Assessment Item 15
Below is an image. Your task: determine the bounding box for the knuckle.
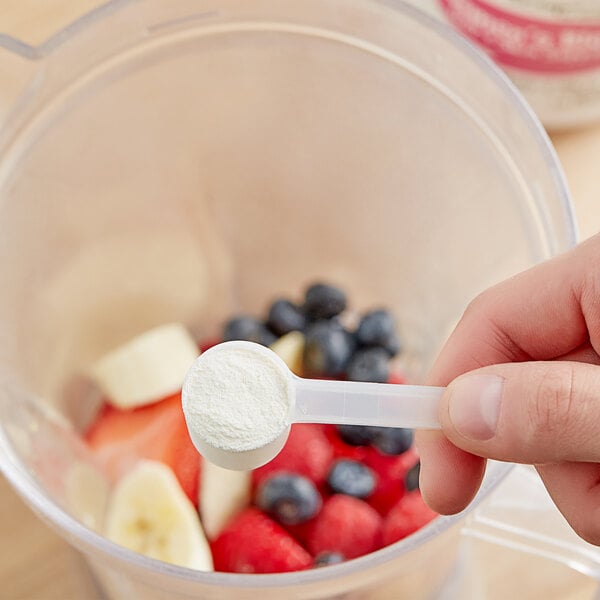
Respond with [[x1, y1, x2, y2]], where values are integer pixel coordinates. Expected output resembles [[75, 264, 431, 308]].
[[579, 262, 600, 352], [582, 262, 600, 316], [463, 291, 489, 320], [526, 365, 576, 441], [461, 284, 532, 363]]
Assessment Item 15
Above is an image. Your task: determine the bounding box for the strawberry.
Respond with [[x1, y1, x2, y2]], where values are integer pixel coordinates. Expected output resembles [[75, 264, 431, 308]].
[[199, 337, 221, 353], [387, 370, 406, 385], [363, 446, 418, 516], [211, 508, 312, 573], [85, 394, 200, 505], [252, 424, 333, 489], [382, 491, 437, 546], [322, 425, 369, 462], [284, 519, 315, 547], [306, 495, 383, 559]]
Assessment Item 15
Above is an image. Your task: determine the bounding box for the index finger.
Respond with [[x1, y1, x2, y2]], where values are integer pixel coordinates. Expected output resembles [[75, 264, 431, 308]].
[[430, 233, 600, 387], [418, 233, 600, 515]]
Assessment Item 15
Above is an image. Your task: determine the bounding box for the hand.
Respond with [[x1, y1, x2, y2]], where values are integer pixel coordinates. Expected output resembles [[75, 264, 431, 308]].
[[416, 233, 600, 545]]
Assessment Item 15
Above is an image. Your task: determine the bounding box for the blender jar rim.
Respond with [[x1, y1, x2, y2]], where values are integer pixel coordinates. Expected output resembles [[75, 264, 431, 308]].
[[0, 0, 576, 587]]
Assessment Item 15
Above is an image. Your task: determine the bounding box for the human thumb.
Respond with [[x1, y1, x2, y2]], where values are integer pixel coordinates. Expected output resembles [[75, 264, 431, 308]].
[[439, 361, 600, 464]]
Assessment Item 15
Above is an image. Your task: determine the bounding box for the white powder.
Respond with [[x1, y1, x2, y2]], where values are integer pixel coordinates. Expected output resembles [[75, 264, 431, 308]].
[[182, 342, 293, 454]]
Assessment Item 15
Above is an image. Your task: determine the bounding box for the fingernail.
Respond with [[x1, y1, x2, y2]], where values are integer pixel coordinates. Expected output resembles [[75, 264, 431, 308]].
[[447, 374, 503, 441]]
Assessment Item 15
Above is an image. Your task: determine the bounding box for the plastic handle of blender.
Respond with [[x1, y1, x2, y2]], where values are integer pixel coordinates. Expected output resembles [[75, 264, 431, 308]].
[[462, 465, 600, 581]]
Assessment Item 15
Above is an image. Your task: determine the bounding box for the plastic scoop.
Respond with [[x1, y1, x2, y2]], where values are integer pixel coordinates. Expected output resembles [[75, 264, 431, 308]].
[[182, 341, 442, 470]]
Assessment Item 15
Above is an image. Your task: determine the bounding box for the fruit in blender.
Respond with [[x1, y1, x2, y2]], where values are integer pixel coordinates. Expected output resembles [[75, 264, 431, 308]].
[[211, 508, 313, 573], [303, 320, 356, 377], [303, 283, 347, 320], [306, 494, 383, 559], [382, 492, 437, 546], [251, 423, 333, 489], [326, 459, 376, 499], [355, 309, 401, 356], [82, 281, 436, 573], [199, 461, 251, 539], [85, 394, 200, 505], [256, 473, 322, 525], [267, 299, 307, 336], [346, 347, 390, 383], [90, 323, 199, 409], [104, 460, 213, 570], [223, 316, 276, 346]]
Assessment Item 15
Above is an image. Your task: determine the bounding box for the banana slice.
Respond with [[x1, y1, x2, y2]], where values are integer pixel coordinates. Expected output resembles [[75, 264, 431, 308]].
[[200, 461, 251, 539], [270, 331, 305, 375], [104, 460, 213, 570], [90, 323, 199, 408]]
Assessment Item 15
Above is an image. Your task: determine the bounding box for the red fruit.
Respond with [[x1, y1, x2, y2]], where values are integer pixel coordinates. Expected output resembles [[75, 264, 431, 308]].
[[382, 492, 437, 545], [199, 337, 221, 353], [283, 521, 313, 547], [85, 394, 200, 505], [322, 425, 369, 462], [211, 508, 312, 573], [363, 447, 419, 516], [387, 370, 406, 385], [306, 495, 383, 559], [252, 424, 333, 488]]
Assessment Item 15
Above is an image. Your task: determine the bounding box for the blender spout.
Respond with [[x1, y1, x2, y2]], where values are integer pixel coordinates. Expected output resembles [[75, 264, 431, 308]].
[[0, 0, 139, 127]]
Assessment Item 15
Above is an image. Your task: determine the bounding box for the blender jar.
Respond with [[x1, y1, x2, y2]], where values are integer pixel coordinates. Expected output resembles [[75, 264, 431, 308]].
[[0, 0, 586, 598]]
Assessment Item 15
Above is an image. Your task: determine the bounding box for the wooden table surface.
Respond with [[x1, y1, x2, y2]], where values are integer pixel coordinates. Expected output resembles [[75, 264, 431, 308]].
[[1, 2, 600, 599]]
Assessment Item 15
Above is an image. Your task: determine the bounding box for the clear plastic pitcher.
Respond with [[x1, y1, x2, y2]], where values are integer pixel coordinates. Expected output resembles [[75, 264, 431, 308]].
[[0, 0, 586, 598]]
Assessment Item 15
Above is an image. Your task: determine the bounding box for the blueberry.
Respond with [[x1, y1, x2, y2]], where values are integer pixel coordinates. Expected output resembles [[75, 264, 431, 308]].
[[223, 316, 276, 346], [336, 425, 375, 446], [303, 320, 356, 377], [385, 334, 401, 357], [346, 347, 390, 383], [356, 309, 401, 356], [303, 283, 347, 320], [267, 299, 307, 336], [255, 473, 322, 525], [327, 459, 376, 499], [314, 551, 345, 568], [370, 427, 413, 455], [405, 461, 420, 492]]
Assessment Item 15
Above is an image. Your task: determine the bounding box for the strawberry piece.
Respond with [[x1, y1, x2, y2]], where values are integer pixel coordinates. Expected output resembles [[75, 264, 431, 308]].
[[284, 520, 314, 547], [252, 424, 333, 488], [322, 425, 369, 462], [85, 394, 200, 505], [306, 495, 383, 559], [363, 446, 419, 516], [199, 337, 221, 353], [382, 491, 437, 545], [387, 370, 406, 385], [211, 508, 312, 573]]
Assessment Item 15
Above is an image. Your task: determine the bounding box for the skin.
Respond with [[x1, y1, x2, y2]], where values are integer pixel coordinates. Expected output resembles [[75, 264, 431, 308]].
[[416, 232, 600, 545]]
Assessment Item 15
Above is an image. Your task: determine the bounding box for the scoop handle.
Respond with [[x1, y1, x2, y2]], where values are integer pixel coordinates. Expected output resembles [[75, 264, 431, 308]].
[[293, 376, 443, 430]]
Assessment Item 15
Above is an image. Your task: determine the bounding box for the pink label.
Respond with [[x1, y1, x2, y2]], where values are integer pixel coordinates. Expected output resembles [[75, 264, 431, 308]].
[[440, 0, 600, 74]]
